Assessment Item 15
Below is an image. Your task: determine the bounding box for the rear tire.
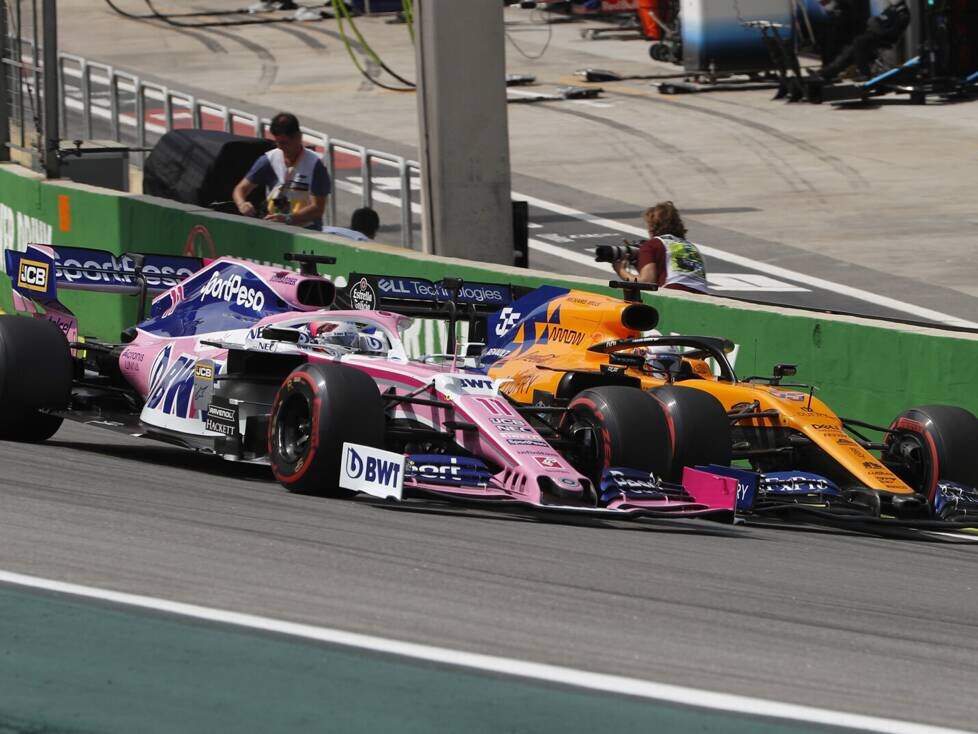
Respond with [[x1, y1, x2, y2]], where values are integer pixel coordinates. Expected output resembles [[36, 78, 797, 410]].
[[269, 362, 384, 496], [883, 405, 978, 501], [0, 316, 72, 442]]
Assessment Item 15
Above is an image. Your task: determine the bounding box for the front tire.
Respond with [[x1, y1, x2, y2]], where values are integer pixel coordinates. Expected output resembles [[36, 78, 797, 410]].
[[883, 405, 978, 502], [647, 385, 732, 479], [562, 386, 673, 483], [0, 316, 72, 442], [269, 362, 384, 496]]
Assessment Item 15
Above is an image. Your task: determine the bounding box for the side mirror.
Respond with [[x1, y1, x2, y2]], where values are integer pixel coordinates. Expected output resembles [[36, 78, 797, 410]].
[[773, 363, 797, 383], [260, 326, 302, 343]]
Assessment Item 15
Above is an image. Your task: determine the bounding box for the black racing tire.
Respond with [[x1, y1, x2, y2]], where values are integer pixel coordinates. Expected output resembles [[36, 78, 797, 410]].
[[647, 385, 732, 480], [883, 405, 978, 502], [563, 386, 673, 484], [269, 362, 385, 496], [0, 316, 72, 442]]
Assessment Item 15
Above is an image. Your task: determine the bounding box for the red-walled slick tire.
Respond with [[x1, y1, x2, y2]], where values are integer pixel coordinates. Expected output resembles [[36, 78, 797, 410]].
[[269, 362, 384, 496]]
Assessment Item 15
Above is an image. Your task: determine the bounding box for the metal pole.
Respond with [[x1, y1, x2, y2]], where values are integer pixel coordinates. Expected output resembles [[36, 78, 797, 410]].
[[42, 0, 58, 177], [0, 0, 10, 161], [14, 0, 22, 149]]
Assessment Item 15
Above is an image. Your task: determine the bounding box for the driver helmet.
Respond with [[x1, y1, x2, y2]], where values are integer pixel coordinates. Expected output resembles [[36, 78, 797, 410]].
[[309, 320, 359, 349]]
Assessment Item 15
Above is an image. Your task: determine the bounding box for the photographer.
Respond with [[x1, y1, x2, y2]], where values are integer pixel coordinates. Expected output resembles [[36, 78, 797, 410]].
[[232, 112, 330, 230], [607, 201, 709, 294]]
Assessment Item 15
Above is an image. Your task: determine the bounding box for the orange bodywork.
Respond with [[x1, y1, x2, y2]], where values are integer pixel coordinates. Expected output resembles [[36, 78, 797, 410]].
[[485, 290, 914, 495]]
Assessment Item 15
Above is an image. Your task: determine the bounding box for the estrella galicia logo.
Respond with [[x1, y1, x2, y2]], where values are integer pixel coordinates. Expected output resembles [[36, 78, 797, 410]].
[[351, 277, 376, 311]]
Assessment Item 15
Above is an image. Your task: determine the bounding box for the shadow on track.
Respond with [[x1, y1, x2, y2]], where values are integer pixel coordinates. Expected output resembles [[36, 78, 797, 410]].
[[44, 438, 272, 483], [369, 500, 747, 539]]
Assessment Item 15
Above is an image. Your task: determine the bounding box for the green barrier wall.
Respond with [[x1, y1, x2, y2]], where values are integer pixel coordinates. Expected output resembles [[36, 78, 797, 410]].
[[2, 163, 976, 427]]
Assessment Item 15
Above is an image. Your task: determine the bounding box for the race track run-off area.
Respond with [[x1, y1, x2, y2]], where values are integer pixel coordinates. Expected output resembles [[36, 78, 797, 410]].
[[2, 423, 978, 734]]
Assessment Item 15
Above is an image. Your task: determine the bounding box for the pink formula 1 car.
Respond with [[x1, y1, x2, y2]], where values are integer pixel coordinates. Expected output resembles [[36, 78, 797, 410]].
[[0, 245, 735, 523]]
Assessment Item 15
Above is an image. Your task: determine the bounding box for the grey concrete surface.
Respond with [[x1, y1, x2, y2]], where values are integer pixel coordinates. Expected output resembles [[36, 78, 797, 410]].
[[50, 1, 978, 317], [2, 422, 978, 731]]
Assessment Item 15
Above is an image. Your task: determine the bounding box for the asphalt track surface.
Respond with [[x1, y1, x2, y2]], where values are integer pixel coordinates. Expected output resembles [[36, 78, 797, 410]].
[[3, 421, 978, 731]]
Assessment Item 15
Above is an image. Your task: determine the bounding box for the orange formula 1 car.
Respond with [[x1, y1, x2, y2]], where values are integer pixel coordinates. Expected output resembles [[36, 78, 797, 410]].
[[479, 284, 978, 527]]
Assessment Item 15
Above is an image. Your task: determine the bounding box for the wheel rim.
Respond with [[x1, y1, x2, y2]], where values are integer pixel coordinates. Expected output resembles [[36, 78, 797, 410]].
[[564, 411, 605, 481], [275, 393, 313, 465], [884, 432, 930, 492]]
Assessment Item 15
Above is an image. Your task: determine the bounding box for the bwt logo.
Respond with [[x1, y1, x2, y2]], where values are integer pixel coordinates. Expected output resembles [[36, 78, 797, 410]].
[[459, 377, 493, 391], [345, 447, 401, 487], [17, 259, 49, 292], [495, 308, 522, 337]]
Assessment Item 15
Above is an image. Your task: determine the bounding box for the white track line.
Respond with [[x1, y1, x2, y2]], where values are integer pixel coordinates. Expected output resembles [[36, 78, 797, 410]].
[[512, 192, 978, 329], [0, 569, 967, 734]]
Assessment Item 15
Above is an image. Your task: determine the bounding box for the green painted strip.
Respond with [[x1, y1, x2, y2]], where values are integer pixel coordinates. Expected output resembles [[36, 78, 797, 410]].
[[0, 585, 853, 734]]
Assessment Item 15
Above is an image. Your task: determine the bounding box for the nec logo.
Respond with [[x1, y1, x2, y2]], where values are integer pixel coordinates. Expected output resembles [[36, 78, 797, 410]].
[[17, 259, 49, 292]]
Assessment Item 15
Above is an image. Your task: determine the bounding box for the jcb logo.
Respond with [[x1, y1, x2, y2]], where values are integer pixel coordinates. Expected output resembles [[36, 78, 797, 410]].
[[17, 259, 49, 292]]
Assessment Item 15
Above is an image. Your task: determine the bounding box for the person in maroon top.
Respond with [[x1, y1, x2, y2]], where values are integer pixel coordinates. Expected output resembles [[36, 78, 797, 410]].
[[613, 201, 709, 294]]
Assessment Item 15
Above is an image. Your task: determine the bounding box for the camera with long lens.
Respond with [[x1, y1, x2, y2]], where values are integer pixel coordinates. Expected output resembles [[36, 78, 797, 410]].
[[594, 241, 640, 264]]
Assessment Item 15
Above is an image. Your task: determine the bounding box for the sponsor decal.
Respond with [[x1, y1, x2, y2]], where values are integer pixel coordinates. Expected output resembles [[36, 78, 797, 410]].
[[770, 389, 806, 402], [270, 271, 299, 286], [495, 424, 535, 434], [506, 437, 550, 448], [559, 477, 579, 487], [495, 307, 522, 337], [837, 438, 856, 446], [376, 277, 510, 306], [761, 472, 840, 495], [499, 370, 536, 397], [490, 417, 523, 426], [339, 443, 404, 500], [204, 397, 238, 437], [200, 271, 266, 311], [520, 352, 558, 365], [16, 258, 49, 292], [894, 417, 926, 433], [481, 346, 513, 361], [405, 455, 490, 488], [350, 277, 376, 310], [533, 455, 562, 470], [811, 424, 840, 431], [548, 327, 584, 346], [193, 359, 217, 413], [456, 377, 495, 394]]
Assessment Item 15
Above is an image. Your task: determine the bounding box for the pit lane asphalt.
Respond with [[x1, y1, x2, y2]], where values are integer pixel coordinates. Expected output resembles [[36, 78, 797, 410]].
[[3, 421, 977, 731]]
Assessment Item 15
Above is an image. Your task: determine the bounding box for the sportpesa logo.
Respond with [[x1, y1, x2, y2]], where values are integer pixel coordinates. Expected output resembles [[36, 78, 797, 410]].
[[17, 259, 49, 292]]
